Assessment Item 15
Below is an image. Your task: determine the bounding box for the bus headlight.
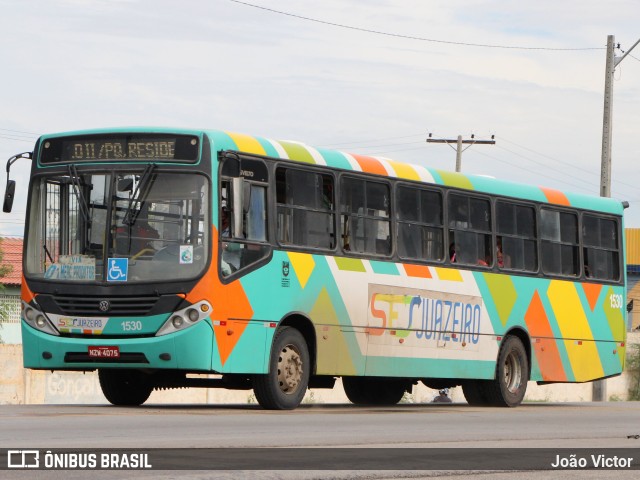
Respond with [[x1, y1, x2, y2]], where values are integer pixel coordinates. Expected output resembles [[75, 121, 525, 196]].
[[156, 301, 212, 337], [35, 315, 47, 328], [22, 301, 60, 336], [171, 315, 184, 328], [187, 308, 199, 322]]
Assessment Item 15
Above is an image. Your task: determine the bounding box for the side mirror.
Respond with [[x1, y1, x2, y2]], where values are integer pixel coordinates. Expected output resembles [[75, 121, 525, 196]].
[[3, 180, 16, 213]]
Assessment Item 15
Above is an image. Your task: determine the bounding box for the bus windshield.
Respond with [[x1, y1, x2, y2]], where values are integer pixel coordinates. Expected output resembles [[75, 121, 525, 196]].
[[24, 170, 209, 283]]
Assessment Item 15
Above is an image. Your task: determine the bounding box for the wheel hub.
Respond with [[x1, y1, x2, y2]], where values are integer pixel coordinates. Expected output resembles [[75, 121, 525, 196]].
[[504, 351, 522, 394], [277, 344, 303, 395]]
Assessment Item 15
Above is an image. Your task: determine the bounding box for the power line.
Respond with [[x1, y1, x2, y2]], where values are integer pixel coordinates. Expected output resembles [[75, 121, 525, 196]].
[[495, 144, 598, 190], [0, 128, 40, 136], [0, 134, 37, 143], [470, 149, 597, 195], [228, 0, 605, 51], [317, 133, 426, 148], [498, 135, 640, 194]]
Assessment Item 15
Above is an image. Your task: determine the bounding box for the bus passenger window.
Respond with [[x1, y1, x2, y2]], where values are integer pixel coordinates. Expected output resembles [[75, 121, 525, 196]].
[[276, 168, 335, 250], [447, 193, 491, 267], [540, 208, 579, 277], [340, 177, 390, 256], [496, 201, 537, 272], [582, 214, 620, 281], [396, 186, 443, 262]]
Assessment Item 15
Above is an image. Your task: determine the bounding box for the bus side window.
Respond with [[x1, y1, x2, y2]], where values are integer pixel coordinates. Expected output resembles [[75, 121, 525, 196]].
[[496, 201, 537, 272], [396, 186, 444, 262], [276, 167, 335, 250], [340, 177, 390, 256], [447, 193, 491, 267], [582, 214, 620, 281], [540, 208, 579, 277]]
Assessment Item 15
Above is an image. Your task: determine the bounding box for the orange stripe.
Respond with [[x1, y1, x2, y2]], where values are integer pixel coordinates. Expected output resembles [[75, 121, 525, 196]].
[[21, 275, 36, 303], [524, 291, 567, 381], [403, 264, 432, 278], [350, 154, 388, 176], [540, 187, 571, 206], [187, 226, 254, 366], [582, 283, 603, 311]]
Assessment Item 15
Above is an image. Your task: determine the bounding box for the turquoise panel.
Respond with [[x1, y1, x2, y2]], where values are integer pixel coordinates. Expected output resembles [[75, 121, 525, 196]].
[[470, 176, 548, 203], [100, 314, 168, 335], [22, 320, 214, 371], [212, 321, 269, 373], [564, 191, 624, 215], [317, 148, 353, 170], [370, 261, 400, 275], [364, 355, 495, 379], [255, 137, 281, 158]]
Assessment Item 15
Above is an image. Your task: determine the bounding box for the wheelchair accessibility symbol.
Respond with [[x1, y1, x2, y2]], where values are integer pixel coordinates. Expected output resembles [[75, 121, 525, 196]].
[[107, 258, 128, 282]]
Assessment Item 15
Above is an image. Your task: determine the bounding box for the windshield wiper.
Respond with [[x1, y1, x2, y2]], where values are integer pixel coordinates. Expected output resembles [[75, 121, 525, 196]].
[[123, 164, 157, 226], [68, 165, 91, 228]]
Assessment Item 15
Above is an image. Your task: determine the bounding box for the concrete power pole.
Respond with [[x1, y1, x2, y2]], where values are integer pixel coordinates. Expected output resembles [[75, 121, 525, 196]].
[[427, 134, 496, 172], [595, 34, 640, 402], [600, 35, 640, 197], [600, 35, 616, 199]]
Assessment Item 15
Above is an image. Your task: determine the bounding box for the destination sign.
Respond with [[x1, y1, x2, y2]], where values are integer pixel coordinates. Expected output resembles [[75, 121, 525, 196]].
[[41, 134, 200, 163], [65, 139, 176, 160]]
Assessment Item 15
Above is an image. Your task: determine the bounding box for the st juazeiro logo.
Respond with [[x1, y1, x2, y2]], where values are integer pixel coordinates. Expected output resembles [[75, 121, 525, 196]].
[[282, 261, 290, 277]]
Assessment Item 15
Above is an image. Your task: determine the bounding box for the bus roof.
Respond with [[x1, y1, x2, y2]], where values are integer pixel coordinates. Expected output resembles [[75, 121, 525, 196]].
[[207, 130, 624, 217], [36, 127, 624, 216]]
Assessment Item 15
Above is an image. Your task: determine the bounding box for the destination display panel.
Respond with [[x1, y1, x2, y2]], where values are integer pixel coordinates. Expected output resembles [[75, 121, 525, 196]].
[[40, 133, 200, 164]]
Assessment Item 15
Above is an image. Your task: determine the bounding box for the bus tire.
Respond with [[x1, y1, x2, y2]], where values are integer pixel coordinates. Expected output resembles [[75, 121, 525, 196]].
[[253, 327, 310, 410], [485, 335, 529, 407], [461, 380, 490, 406], [98, 369, 153, 406], [343, 377, 407, 405]]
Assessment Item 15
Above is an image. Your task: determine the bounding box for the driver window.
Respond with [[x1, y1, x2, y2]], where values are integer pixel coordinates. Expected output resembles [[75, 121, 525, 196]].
[[219, 158, 270, 277]]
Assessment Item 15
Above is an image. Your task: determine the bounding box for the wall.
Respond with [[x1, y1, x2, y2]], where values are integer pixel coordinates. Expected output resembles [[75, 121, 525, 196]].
[[1, 332, 638, 405]]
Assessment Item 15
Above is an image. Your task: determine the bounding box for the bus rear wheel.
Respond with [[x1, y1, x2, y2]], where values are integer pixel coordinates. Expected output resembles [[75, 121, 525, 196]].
[[253, 327, 310, 410], [462, 335, 529, 407], [98, 369, 153, 406], [343, 377, 408, 405]]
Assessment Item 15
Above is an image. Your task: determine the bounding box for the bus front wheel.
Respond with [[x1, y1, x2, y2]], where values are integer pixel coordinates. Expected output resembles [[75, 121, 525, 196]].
[[253, 327, 310, 410], [98, 369, 153, 406]]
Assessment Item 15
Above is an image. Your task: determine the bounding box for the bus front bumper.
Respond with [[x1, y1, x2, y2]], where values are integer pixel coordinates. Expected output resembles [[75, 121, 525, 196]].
[[21, 320, 215, 371]]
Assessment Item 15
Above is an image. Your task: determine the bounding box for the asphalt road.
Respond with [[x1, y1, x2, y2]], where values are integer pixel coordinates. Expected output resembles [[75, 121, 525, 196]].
[[2, 401, 639, 479]]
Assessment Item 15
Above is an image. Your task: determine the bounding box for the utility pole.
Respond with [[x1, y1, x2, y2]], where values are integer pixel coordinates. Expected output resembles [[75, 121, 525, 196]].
[[427, 134, 496, 172], [600, 35, 640, 197], [595, 34, 640, 402]]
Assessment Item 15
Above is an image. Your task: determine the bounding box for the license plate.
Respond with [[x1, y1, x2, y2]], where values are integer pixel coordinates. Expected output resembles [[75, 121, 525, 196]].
[[88, 346, 120, 358]]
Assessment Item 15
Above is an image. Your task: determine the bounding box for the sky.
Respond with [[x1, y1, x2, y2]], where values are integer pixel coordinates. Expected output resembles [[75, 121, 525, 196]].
[[1, 0, 639, 237]]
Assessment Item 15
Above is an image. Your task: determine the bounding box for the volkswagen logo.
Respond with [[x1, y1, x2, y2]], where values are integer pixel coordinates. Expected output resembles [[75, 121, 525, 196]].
[[98, 300, 111, 312]]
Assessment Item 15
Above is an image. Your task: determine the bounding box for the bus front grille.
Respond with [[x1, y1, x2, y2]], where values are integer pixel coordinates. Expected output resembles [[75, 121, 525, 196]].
[[52, 295, 159, 316]]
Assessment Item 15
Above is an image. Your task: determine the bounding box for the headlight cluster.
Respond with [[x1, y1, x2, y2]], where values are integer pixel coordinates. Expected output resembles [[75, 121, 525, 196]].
[[156, 301, 212, 337], [22, 302, 59, 336]]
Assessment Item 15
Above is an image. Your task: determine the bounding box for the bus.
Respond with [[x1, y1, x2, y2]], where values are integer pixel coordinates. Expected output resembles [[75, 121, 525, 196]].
[[3, 128, 627, 409]]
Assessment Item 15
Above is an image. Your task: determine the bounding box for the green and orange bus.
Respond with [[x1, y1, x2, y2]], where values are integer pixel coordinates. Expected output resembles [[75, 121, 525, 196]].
[[3, 127, 627, 409]]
